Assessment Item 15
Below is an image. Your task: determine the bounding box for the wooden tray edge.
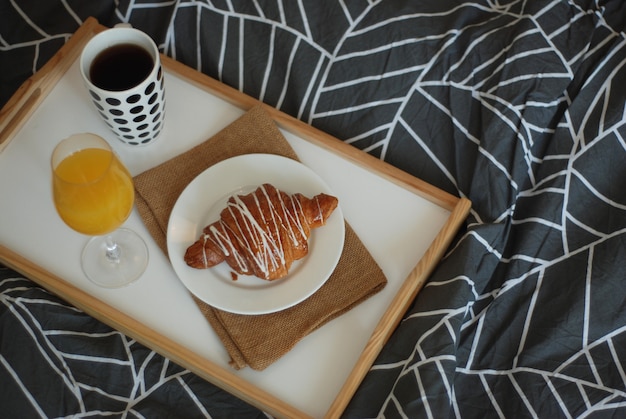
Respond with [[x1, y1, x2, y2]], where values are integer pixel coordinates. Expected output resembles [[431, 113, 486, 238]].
[[162, 56, 460, 211], [0, 244, 309, 419], [0, 18, 102, 153], [325, 197, 471, 417]]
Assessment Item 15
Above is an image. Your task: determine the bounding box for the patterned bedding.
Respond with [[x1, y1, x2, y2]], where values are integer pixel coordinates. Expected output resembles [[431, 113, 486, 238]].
[[2, 1, 626, 417]]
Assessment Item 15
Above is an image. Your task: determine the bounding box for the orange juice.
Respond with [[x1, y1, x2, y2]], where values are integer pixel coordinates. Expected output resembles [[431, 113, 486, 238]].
[[53, 148, 134, 235]]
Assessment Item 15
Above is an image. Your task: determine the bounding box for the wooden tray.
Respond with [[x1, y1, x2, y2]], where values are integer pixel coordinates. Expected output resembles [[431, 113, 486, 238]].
[[0, 18, 470, 418]]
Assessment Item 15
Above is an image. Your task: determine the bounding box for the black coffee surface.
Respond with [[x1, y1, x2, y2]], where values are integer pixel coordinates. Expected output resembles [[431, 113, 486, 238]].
[[90, 44, 153, 91]]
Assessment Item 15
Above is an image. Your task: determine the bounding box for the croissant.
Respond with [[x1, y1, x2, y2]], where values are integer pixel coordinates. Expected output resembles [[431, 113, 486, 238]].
[[184, 183, 339, 280]]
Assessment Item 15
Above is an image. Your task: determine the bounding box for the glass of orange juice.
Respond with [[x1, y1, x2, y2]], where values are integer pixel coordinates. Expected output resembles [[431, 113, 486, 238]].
[[51, 133, 148, 287]]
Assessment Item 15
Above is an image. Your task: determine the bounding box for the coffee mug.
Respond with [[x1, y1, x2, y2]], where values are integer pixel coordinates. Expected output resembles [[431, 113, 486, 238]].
[[80, 26, 166, 146]]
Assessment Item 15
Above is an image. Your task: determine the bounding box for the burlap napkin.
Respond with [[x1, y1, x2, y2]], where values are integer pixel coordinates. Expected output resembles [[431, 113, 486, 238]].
[[134, 105, 387, 370]]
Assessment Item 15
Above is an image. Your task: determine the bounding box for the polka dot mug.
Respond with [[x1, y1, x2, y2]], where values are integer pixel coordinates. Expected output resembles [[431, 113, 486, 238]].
[[80, 25, 165, 146]]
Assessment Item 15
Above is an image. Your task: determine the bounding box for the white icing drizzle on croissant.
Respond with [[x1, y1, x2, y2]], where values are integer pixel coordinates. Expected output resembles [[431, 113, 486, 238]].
[[184, 183, 339, 280], [204, 184, 311, 278]]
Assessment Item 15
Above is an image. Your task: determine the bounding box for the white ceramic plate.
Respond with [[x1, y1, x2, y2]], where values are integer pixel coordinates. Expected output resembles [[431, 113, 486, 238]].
[[167, 153, 345, 315]]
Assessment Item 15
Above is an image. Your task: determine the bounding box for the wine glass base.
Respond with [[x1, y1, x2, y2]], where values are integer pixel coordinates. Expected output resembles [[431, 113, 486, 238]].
[[81, 228, 149, 288]]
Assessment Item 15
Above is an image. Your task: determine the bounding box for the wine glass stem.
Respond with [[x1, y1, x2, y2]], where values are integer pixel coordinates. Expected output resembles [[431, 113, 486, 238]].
[[105, 235, 121, 264]]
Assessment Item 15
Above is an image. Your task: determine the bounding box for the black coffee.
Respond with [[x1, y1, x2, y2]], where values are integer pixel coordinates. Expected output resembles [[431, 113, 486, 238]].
[[90, 43, 154, 91]]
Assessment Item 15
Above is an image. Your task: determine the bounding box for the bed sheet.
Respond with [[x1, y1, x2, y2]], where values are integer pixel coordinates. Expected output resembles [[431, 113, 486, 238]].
[[2, 0, 626, 417]]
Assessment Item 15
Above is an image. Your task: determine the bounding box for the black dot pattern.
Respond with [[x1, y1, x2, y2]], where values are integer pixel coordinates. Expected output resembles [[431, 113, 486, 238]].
[[87, 64, 165, 145]]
